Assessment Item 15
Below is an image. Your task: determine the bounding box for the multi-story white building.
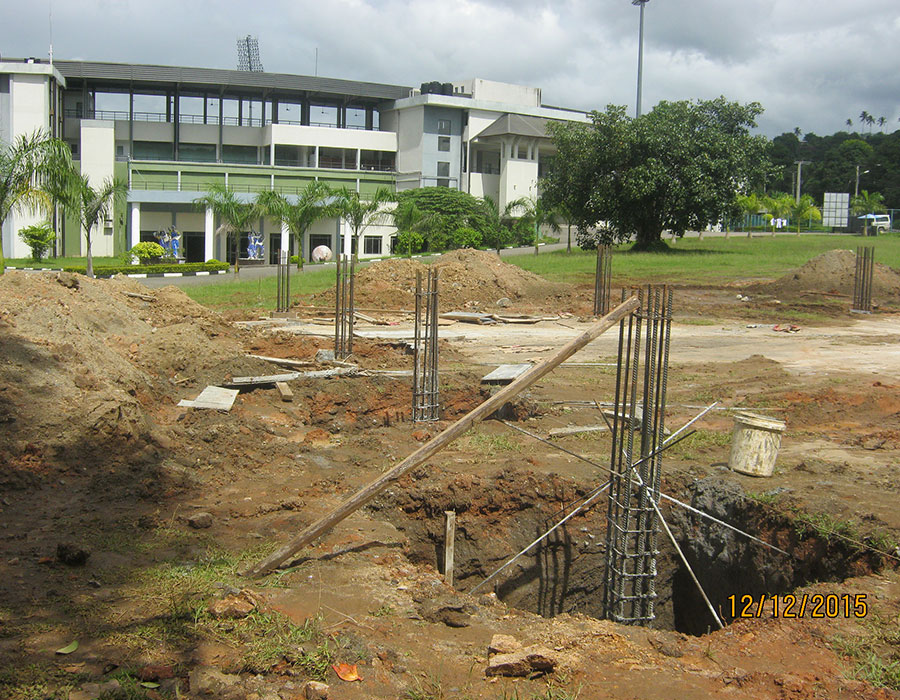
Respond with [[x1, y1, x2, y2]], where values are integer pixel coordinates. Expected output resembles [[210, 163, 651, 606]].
[[1, 58, 588, 262]]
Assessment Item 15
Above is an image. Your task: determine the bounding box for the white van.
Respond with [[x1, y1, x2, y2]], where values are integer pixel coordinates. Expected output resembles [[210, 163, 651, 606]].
[[858, 214, 891, 234]]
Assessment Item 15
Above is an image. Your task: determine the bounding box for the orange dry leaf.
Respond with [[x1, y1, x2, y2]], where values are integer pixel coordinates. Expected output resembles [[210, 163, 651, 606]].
[[332, 662, 363, 682]]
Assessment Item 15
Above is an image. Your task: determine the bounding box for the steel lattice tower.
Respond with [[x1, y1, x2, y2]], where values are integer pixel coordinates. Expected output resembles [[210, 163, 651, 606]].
[[236, 35, 264, 72]]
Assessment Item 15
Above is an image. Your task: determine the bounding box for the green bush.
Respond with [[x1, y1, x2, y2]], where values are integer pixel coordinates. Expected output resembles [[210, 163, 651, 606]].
[[17, 223, 56, 261], [130, 241, 166, 262], [63, 261, 230, 277], [452, 226, 482, 249]]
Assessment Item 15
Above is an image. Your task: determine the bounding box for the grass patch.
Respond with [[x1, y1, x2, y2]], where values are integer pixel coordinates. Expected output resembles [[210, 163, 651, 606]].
[[467, 432, 518, 454], [508, 235, 900, 286], [183, 266, 335, 312], [793, 510, 860, 542], [5, 255, 120, 269], [665, 429, 731, 460], [832, 612, 900, 690]]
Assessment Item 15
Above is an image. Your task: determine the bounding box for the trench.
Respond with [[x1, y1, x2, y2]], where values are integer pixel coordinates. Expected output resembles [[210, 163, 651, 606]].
[[373, 472, 885, 636]]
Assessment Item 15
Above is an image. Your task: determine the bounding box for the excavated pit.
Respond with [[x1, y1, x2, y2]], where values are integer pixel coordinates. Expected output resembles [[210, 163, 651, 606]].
[[374, 471, 885, 635]]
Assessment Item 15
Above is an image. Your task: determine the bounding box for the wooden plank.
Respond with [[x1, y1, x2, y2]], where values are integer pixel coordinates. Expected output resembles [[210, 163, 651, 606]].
[[439, 312, 497, 324], [547, 424, 609, 438], [481, 364, 533, 385], [244, 295, 639, 577], [276, 382, 294, 402], [178, 386, 239, 411], [225, 372, 301, 387], [123, 291, 155, 302], [247, 354, 316, 368], [444, 511, 456, 587]]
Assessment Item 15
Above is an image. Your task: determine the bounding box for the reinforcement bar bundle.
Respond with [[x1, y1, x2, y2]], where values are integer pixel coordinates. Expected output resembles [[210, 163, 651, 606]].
[[413, 268, 440, 422], [852, 246, 874, 313], [334, 254, 355, 359], [603, 286, 673, 625]]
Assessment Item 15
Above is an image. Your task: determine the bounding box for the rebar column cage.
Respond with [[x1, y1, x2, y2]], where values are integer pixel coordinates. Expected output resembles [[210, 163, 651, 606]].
[[851, 246, 874, 313], [603, 285, 673, 626], [593, 244, 613, 316], [334, 254, 355, 359], [276, 249, 291, 313], [412, 268, 440, 422]]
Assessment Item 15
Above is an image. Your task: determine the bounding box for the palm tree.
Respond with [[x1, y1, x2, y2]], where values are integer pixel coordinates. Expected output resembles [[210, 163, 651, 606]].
[[333, 187, 394, 258], [0, 131, 73, 274], [522, 196, 561, 255], [390, 200, 433, 257], [62, 174, 128, 278], [866, 114, 876, 133], [763, 193, 794, 236], [256, 181, 334, 269], [851, 189, 887, 236], [859, 111, 870, 127], [479, 195, 526, 254], [790, 194, 822, 234], [845, 118, 853, 129], [556, 201, 578, 253], [735, 192, 767, 234], [194, 183, 259, 275], [878, 116, 886, 132]]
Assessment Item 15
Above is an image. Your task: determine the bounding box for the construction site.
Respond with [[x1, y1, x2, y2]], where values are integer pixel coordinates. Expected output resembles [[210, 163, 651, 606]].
[[1, 245, 899, 700]]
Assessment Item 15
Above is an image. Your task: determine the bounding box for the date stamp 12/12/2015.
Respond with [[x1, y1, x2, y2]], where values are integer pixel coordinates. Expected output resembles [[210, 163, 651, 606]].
[[727, 593, 868, 619]]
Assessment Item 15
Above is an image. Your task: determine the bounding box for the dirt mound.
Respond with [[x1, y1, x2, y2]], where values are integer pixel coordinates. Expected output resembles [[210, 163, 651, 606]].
[[759, 249, 900, 299], [0, 271, 265, 483], [315, 249, 572, 311]]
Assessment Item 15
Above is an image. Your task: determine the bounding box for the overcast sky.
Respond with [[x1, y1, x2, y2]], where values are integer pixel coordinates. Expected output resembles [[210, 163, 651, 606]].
[[3, 0, 899, 137]]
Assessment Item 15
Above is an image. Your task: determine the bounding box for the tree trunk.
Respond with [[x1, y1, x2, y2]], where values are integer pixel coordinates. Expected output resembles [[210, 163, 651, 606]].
[[86, 233, 94, 279], [295, 232, 303, 270], [566, 223, 572, 253], [534, 222, 539, 255], [631, 225, 666, 252]]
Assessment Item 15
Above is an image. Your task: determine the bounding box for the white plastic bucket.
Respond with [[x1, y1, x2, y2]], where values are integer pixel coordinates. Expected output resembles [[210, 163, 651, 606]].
[[728, 412, 786, 477]]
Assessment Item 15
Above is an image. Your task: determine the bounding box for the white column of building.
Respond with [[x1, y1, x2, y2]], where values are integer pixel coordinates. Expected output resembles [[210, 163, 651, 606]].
[[130, 203, 141, 249], [314, 146, 319, 169], [204, 206, 215, 262], [281, 220, 291, 257]]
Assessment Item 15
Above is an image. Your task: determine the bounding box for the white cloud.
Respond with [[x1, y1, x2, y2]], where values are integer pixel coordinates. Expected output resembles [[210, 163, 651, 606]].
[[2, 0, 899, 136]]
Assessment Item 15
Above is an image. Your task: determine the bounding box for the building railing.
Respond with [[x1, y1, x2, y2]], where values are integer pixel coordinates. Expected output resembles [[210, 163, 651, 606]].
[[66, 108, 377, 130], [128, 180, 394, 197]]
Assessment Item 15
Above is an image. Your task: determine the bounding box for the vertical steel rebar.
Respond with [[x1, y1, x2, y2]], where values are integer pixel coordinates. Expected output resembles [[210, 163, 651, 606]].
[[603, 285, 673, 626], [852, 246, 875, 313], [413, 267, 440, 422]]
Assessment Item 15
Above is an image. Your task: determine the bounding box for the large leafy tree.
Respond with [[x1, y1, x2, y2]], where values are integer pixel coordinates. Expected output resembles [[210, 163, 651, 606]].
[[0, 131, 73, 274], [256, 181, 334, 269], [334, 187, 394, 257], [543, 98, 771, 250], [194, 183, 259, 275], [395, 187, 490, 251], [61, 174, 128, 278]]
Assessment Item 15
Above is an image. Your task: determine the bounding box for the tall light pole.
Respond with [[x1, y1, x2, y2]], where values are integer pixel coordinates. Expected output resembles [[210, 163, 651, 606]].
[[633, 0, 650, 117], [855, 165, 869, 197]]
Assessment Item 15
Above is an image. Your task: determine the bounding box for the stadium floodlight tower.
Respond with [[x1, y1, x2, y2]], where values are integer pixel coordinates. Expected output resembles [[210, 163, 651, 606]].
[[632, 0, 649, 117], [237, 35, 264, 72]]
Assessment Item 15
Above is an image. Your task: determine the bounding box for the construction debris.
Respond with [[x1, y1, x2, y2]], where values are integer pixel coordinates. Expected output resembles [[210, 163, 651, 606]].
[[481, 364, 533, 385], [178, 386, 240, 411]]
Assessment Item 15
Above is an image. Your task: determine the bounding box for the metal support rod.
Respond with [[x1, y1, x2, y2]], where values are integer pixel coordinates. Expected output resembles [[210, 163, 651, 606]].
[[413, 267, 440, 421], [444, 511, 456, 586], [593, 244, 612, 316]]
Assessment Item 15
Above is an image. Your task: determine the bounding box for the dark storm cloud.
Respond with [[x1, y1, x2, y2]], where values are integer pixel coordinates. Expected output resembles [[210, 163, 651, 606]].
[[2, 0, 899, 136]]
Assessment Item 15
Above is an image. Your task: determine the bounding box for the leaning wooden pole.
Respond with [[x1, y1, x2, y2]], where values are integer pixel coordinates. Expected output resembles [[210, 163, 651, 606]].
[[245, 296, 640, 577]]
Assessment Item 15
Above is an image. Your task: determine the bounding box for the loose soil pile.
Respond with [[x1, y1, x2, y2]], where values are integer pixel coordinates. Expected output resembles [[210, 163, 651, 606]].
[[759, 249, 900, 299], [315, 249, 574, 311], [0, 271, 265, 483]]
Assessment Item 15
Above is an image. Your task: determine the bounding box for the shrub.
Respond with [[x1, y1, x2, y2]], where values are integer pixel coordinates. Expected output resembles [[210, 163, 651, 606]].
[[451, 226, 482, 249], [130, 241, 166, 263], [18, 223, 56, 261], [62, 261, 230, 277]]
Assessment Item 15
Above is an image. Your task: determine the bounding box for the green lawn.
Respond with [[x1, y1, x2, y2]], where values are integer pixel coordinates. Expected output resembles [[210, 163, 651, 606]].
[[183, 266, 336, 311], [510, 234, 900, 286]]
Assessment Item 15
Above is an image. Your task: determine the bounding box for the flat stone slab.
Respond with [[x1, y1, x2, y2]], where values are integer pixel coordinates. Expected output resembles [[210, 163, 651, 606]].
[[178, 386, 240, 411]]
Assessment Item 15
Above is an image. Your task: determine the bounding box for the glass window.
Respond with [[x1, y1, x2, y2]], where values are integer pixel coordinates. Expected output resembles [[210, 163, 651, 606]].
[[437, 119, 451, 135], [437, 161, 450, 177], [363, 235, 382, 255], [438, 136, 450, 152]]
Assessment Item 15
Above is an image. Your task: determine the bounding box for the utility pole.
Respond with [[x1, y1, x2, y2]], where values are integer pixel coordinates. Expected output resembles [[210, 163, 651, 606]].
[[794, 160, 810, 203], [633, 0, 650, 117]]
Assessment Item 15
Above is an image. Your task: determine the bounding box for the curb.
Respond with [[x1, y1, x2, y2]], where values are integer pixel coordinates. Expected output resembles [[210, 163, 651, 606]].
[[7, 267, 230, 279]]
